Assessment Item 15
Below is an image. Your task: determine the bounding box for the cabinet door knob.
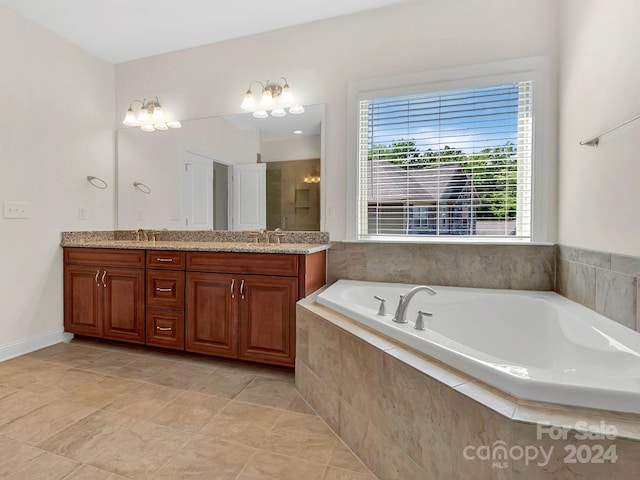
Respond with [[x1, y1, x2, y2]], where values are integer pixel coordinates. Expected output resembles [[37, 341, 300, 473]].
[[101, 270, 107, 288], [240, 279, 245, 300], [230, 278, 235, 299]]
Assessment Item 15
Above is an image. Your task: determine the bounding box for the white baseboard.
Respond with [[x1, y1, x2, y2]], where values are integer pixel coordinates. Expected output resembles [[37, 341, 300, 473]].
[[0, 329, 74, 362]]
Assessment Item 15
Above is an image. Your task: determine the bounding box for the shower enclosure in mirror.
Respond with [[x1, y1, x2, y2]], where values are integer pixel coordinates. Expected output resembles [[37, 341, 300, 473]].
[[116, 104, 324, 231]]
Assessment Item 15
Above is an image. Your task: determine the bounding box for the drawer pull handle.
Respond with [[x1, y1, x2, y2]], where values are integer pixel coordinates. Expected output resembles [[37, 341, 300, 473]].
[[156, 258, 173, 262], [240, 279, 245, 300], [230, 279, 235, 299], [156, 326, 172, 331], [101, 271, 107, 288], [156, 287, 173, 293], [95, 270, 100, 287]]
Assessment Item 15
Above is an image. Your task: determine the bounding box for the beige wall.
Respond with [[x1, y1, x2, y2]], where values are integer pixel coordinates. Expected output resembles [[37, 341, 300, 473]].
[[261, 135, 321, 163], [0, 6, 115, 351], [115, 0, 558, 241], [558, 0, 640, 256]]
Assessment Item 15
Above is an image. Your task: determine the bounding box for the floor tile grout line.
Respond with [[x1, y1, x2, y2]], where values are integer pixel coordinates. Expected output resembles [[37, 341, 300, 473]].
[[9, 342, 375, 479]]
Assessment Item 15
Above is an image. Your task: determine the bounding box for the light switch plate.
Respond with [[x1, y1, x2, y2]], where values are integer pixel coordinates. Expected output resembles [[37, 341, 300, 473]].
[[3, 201, 30, 219]]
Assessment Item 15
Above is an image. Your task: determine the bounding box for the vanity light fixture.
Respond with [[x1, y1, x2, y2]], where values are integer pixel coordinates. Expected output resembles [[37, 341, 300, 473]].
[[240, 78, 305, 119], [122, 97, 182, 132], [303, 175, 320, 184]]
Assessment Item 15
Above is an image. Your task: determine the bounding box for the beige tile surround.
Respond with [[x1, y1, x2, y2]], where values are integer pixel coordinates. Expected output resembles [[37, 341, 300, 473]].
[[327, 241, 555, 291], [296, 298, 640, 480], [0, 340, 377, 480], [557, 245, 640, 332]]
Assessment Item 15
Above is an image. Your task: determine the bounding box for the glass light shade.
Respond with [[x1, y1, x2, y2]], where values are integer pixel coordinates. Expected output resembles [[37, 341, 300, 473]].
[[167, 121, 182, 129], [252, 110, 269, 119], [260, 89, 275, 110], [240, 90, 255, 111], [140, 124, 155, 132], [270, 108, 286, 117], [123, 107, 139, 126], [279, 84, 294, 107], [289, 105, 305, 115], [151, 105, 164, 121], [154, 122, 168, 130], [138, 108, 150, 122]]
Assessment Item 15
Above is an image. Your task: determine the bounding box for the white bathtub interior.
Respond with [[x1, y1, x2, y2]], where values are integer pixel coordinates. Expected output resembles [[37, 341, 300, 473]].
[[316, 280, 640, 414]]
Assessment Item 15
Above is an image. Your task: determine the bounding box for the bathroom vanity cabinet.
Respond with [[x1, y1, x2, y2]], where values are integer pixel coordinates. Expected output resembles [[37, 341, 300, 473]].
[[63, 248, 145, 343], [63, 246, 326, 367], [145, 250, 186, 350], [186, 252, 302, 367]]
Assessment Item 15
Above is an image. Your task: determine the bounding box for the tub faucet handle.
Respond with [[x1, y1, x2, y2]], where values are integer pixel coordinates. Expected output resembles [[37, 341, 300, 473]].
[[373, 295, 386, 316], [414, 310, 432, 331]]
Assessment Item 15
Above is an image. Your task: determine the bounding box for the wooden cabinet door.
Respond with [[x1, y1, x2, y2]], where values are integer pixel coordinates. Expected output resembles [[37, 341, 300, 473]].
[[64, 265, 102, 336], [186, 272, 238, 358], [102, 268, 145, 344], [238, 275, 298, 367]]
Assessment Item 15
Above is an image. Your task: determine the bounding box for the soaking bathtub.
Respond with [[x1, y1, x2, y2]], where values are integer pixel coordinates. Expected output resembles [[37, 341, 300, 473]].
[[316, 280, 640, 414]]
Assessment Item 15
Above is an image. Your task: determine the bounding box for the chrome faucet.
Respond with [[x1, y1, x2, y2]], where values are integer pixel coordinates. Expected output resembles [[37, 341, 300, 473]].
[[134, 228, 146, 241], [258, 228, 270, 244], [392, 285, 437, 323]]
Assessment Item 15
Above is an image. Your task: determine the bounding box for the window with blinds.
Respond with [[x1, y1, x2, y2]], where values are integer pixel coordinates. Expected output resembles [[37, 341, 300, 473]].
[[357, 81, 533, 240]]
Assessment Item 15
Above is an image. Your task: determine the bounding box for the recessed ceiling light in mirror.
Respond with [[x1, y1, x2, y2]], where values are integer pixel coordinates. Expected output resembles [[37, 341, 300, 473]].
[[293, 130, 303, 135]]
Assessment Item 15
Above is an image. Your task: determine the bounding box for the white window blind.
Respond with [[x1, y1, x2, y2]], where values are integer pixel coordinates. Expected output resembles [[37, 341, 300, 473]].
[[357, 81, 533, 240]]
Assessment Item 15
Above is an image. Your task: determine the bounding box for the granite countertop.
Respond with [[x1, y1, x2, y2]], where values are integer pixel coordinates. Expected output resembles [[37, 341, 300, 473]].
[[61, 239, 328, 255], [61, 230, 330, 255]]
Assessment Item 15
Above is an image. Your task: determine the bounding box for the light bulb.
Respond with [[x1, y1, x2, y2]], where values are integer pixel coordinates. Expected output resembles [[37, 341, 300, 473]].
[[252, 110, 269, 119], [260, 88, 275, 110], [240, 90, 255, 111], [151, 103, 164, 121], [140, 124, 155, 132], [271, 108, 286, 117], [280, 84, 294, 107], [289, 105, 305, 115], [138, 108, 150, 122], [123, 107, 139, 126]]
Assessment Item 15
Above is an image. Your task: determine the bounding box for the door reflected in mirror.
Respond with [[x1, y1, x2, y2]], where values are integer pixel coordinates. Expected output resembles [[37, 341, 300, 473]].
[[116, 104, 324, 231]]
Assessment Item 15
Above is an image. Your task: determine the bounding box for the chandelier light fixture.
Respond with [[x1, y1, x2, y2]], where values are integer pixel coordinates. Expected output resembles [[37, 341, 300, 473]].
[[122, 97, 182, 132], [240, 77, 305, 119]]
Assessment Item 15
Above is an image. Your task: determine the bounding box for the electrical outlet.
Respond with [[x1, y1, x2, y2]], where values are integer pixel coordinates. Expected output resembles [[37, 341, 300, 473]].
[[3, 201, 30, 219]]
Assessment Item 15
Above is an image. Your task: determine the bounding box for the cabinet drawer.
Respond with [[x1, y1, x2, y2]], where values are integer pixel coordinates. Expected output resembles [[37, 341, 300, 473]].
[[64, 248, 145, 268], [146, 270, 185, 309], [146, 308, 185, 350], [146, 250, 186, 270], [186, 252, 298, 276]]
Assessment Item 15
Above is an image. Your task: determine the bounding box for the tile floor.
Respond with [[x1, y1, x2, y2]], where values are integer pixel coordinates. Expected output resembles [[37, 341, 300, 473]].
[[0, 339, 377, 480]]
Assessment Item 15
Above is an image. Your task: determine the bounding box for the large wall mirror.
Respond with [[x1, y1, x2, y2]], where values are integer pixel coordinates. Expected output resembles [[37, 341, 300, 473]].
[[116, 104, 324, 231]]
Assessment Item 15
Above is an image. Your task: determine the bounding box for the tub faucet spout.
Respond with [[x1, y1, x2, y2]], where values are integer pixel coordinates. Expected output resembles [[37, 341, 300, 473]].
[[392, 285, 437, 323]]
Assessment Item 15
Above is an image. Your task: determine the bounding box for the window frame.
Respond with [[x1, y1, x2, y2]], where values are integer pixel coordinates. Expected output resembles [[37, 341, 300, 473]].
[[346, 57, 552, 243]]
